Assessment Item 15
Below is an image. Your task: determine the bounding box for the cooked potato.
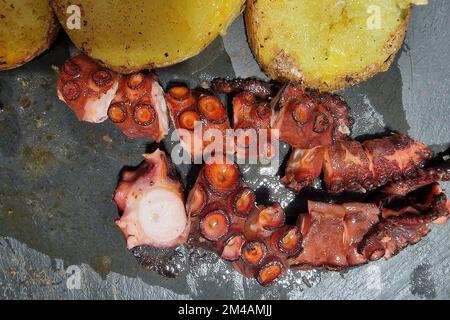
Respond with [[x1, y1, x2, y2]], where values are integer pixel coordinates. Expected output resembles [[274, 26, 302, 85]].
[[51, 0, 244, 73], [246, 0, 427, 92], [0, 0, 59, 71]]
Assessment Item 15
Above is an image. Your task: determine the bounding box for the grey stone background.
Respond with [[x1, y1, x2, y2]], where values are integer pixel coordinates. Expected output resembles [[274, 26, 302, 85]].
[[0, 1, 449, 300]]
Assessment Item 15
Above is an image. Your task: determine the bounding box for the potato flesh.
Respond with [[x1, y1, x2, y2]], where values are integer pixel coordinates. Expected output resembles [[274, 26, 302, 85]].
[[0, 0, 56, 70], [52, 0, 244, 73], [248, 0, 424, 90]]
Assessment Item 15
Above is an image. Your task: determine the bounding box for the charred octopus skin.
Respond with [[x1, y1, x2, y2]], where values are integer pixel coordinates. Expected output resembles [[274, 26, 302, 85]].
[[211, 78, 280, 100], [57, 54, 168, 142], [186, 162, 301, 286], [57, 54, 120, 123], [358, 160, 450, 260], [283, 133, 433, 193], [113, 149, 189, 249], [165, 86, 233, 160]]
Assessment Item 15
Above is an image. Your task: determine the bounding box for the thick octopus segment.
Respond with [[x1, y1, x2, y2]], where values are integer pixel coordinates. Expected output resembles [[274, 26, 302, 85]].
[[186, 162, 301, 286], [289, 176, 449, 270], [57, 54, 120, 123], [113, 149, 189, 249], [57, 54, 168, 142], [270, 83, 353, 150], [232, 92, 274, 158], [289, 201, 380, 270], [166, 86, 233, 160], [283, 133, 433, 193], [108, 73, 168, 141]]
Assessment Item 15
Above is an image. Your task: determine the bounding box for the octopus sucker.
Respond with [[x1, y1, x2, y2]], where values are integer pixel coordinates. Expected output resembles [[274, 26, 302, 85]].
[[244, 204, 286, 239], [270, 225, 303, 257], [220, 232, 246, 262], [256, 259, 286, 287], [199, 210, 231, 241], [57, 54, 168, 142], [204, 163, 240, 196], [231, 187, 256, 218], [283, 133, 434, 193], [113, 149, 189, 249]]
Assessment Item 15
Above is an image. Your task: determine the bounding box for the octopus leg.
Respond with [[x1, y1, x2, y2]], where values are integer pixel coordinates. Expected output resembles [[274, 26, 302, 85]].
[[284, 133, 434, 194], [186, 161, 292, 286]]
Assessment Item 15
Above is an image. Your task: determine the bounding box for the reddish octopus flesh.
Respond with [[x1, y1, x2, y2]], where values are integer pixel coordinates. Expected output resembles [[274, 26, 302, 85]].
[[165, 86, 233, 160], [57, 54, 168, 142], [282, 133, 433, 193]]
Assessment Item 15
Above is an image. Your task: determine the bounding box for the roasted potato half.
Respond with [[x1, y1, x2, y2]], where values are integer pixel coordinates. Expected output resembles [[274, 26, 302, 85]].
[[246, 0, 427, 92], [51, 0, 245, 73], [0, 0, 59, 71]]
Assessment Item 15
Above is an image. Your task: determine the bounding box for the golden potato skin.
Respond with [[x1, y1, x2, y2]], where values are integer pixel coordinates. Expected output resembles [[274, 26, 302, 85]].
[[0, 0, 59, 71], [245, 0, 415, 92], [51, 0, 244, 74]]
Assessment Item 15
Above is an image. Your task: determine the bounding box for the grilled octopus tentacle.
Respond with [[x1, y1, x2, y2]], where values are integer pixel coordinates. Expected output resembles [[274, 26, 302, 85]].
[[283, 133, 433, 193]]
